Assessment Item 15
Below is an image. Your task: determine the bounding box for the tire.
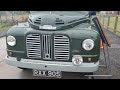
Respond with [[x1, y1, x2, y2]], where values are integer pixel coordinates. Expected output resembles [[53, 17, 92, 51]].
[[80, 72, 94, 75], [18, 67, 29, 70], [85, 72, 94, 75]]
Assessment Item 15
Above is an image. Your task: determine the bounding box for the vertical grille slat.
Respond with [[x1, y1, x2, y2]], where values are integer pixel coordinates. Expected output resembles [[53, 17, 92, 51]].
[[54, 35, 70, 60], [42, 35, 52, 59], [26, 34, 41, 58]]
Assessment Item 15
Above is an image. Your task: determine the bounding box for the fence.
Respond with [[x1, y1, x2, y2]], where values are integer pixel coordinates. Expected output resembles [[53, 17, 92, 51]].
[[98, 15, 120, 35], [0, 11, 29, 28]]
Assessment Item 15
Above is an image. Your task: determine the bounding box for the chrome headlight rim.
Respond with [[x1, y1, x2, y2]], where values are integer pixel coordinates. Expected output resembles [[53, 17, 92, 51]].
[[82, 39, 94, 51], [7, 35, 16, 46]]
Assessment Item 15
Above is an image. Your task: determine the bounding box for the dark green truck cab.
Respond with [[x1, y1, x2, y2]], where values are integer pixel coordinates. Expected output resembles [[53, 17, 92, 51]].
[[5, 11, 100, 73]]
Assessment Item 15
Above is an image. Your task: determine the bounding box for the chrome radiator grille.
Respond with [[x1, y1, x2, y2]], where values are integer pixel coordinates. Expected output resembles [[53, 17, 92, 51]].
[[42, 35, 52, 59], [26, 34, 70, 60], [26, 34, 41, 58], [54, 35, 70, 60]]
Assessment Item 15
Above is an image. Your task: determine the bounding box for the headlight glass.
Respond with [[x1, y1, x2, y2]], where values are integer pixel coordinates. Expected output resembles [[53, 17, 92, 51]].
[[82, 39, 94, 51], [72, 55, 83, 66], [7, 36, 16, 46]]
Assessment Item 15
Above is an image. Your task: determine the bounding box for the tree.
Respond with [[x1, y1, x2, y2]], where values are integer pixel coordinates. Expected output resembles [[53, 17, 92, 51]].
[[0, 11, 4, 24]]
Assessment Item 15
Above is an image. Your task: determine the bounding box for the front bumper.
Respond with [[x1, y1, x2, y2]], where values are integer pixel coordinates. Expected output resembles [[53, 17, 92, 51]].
[[5, 56, 99, 73]]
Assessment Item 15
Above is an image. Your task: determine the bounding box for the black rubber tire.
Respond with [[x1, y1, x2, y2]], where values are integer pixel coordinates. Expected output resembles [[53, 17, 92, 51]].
[[85, 72, 94, 75], [81, 72, 94, 75], [18, 67, 29, 70]]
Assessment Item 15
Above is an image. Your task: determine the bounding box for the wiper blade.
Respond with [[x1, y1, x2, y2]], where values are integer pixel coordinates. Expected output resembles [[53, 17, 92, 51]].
[[57, 17, 89, 30]]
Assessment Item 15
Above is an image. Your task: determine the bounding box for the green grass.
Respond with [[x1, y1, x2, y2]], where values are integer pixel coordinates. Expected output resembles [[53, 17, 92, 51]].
[[0, 26, 12, 30], [100, 16, 120, 36]]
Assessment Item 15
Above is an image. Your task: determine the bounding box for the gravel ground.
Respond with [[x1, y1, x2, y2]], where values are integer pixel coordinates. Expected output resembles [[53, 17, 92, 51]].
[[93, 29, 120, 79], [0, 30, 8, 38]]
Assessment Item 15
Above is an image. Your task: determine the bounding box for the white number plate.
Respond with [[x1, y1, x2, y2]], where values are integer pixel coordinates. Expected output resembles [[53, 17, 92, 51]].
[[33, 69, 62, 78]]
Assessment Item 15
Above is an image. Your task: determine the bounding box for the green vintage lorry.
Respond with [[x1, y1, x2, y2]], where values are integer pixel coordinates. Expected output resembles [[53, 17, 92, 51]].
[[5, 11, 101, 77]]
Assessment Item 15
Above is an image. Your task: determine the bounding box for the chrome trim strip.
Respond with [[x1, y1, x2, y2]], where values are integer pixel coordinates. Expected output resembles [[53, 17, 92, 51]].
[[7, 50, 24, 53], [80, 55, 98, 57]]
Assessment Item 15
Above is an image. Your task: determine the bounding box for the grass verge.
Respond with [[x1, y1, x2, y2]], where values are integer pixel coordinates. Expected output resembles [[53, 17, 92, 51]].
[[0, 26, 12, 30]]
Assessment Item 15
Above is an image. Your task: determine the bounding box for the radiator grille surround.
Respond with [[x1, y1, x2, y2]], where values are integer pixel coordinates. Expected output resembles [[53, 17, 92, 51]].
[[26, 34, 70, 61]]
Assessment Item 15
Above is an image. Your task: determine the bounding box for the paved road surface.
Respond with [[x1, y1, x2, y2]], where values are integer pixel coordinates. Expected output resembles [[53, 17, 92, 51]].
[[0, 29, 120, 79], [0, 30, 7, 38]]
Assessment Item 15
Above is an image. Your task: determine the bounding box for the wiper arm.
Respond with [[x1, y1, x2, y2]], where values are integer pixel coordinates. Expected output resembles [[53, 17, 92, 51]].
[[57, 17, 90, 30]]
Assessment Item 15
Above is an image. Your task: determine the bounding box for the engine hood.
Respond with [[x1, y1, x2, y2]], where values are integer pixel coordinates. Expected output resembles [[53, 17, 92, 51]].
[[28, 13, 89, 30]]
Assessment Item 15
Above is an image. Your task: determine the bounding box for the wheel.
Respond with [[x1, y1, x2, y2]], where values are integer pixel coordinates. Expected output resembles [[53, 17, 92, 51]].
[[85, 72, 94, 75], [18, 67, 29, 70], [80, 72, 93, 75]]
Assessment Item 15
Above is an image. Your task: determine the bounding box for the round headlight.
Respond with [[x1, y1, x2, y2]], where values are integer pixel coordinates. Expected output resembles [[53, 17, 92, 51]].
[[7, 36, 16, 46], [72, 55, 83, 66], [82, 39, 94, 51]]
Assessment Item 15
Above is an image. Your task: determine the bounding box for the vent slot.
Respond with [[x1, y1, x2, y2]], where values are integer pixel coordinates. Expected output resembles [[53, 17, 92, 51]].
[[26, 34, 41, 58], [54, 35, 70, 60], [34, 18, 41, 25]]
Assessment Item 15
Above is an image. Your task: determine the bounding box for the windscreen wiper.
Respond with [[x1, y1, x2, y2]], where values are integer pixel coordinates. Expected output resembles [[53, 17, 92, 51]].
[[57, 17, 90, 30]]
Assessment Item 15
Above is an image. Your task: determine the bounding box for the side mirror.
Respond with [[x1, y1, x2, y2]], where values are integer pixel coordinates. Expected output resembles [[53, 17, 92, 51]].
[[89, 11, 96, 16]]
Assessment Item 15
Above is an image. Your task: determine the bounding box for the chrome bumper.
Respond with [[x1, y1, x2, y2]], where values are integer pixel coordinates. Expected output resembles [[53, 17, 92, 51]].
[[5, 56, 99, 72]]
